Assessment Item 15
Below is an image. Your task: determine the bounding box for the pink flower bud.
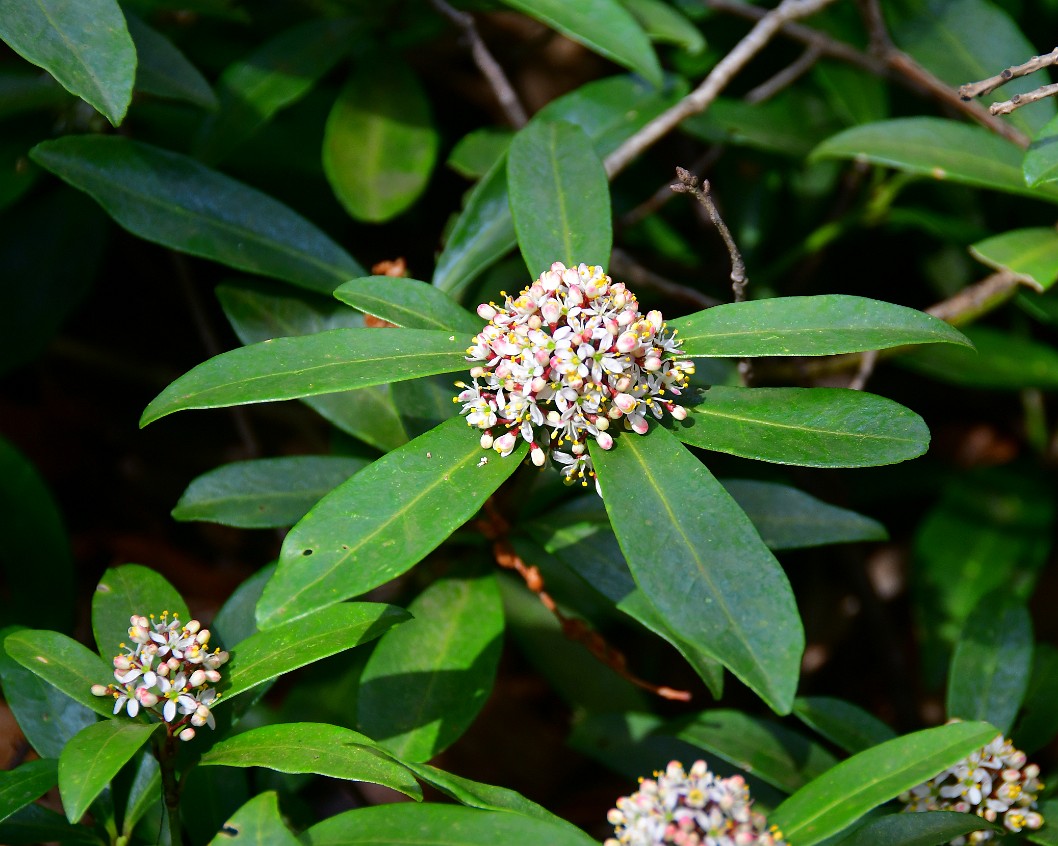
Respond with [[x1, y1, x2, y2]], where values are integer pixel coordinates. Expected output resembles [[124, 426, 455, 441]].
[[476, 303, 497, 320], [136, 688, 159, 708], [614, 393, 637, 413], [643, 356, 662, 371], [596, 431, 613, 450], [179, 727, 196, 742], [480, 432, 494, 449], [670, 405, 688, 421], [189, 669, 206, 687], [91, 684, 109, 697], [531, 446, 546, 467], [205, 669, 221, 683], [616, 331, 639, 354]]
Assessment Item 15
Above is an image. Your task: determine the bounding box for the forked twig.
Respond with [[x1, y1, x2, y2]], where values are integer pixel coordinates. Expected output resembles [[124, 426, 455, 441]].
[[960, 47, 1058, 100]]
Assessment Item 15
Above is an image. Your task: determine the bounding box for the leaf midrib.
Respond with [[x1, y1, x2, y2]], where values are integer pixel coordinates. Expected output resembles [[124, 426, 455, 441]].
[[690, 404, 916, 443]]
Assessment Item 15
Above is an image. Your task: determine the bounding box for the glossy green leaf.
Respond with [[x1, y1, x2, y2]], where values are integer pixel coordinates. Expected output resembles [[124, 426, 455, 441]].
[[4, 629, 115, 718], [194, 18, 361, 164], [946, 592, 1032, 734], [0, 803, 103, 845], [900, 326, 1058, 389], [620, 0, 704, 53], [770, 721, 998, 846], [678, 386, 929, 468], [200, 723, 422, 799], [334, 277, 480, 333], [257, 418, 526, 627], [1025, 113, 1058, 187], [222, 602, 409, 700], [140, 328, 467, 426], [793, 696, 896, 755], [0, 0, 134, 125], [591, 424, 803, 714], [173, 456, 367, 529], [812, 118, 1058, 204], [213, 564, 275, 650], [30, 136, 363, 294], [324, 59, 437, 222], [206, 792, 298, 846], [91, 564, 189, 659], [814, 61, 888, 127], [58, 720, 158, 823], [832, 811, 1002, 846], [358, 571, 504, 762], [498, 0, 661, 86], [121, 753, 160, 838], [508, 120, 611, 277], [447, 128, 512, 179], [301, 802, 599, 846], [124, 13, 216, 110], [672, 710, 837, 794], [671, 295, 971, 357], [970, 228, 1058, 292], [1013, 644, 1058, 753], [0, 759, 57, 824]]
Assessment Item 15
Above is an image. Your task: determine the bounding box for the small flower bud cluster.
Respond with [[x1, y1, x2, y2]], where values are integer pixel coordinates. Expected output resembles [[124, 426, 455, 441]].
[[456, 262, 694, 492], [900, 734, 1044, 843], [91, 611, 229, 742], [605, 759, 787, 846]]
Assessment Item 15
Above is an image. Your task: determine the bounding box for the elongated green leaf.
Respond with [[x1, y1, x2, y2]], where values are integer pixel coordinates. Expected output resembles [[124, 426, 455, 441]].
[[4, 630, 114, 718], [812, 118, 1058, 204], [498, 0, 661, 86], [946, 592, 1032, 734], [620, 0, 705, 53], [324, 59, 437, 222], [195, 18, 360, 164], [0, 759, 57, 824], [508, 120, 612, 277], [301, 803, 599, 846], [91, 564, 189, 659], [124, 13, 216, 110], [30, 136, 363, 294], [833, 811, 1002, 846], [671, 710, 837, 795], [900, 326, 1058, 389], [1014, 644, 1058, 753], [334, 277, 480, 333], [677, 387, 929, 468], [793, 697, 896, 755], [207, 792, 298, 846], [140, 328, 467, 426], [669, 295, 971, 357], [970, 228, 1058, 292], [0, 803, 103, 845], [591, 425, 803, 714], [257, 418, 527, 627], [1025, 113, 1058, 187], [121, 753, 159, 839], [770, 721, 998, 846], [222, 602, 409, 700], [0, 0, 135, 125], [173, 456, 367, 529], [358, 571, 503, 762], [213, 564, 275, 651], [58, 720, 158, 823], [200, 723, 421, 799]]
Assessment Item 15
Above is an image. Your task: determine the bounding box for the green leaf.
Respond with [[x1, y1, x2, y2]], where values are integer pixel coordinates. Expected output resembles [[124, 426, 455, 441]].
[[0, 0, 135, 125], [58, 720, 158, 824], [140, 328, 468, 426], [970, 228, 1058, 292], [1029, 798, 1058, 845], [946, 591, 1032, 734], [812, 118, 1058, 204], [447, 128, 512, 179], [0, 803, 103, 845], [832, 811, 1002, 846], [199, 723, 422, 799], [1013, 644, 1058, 753], [0, 759, 58, 824], [813, 61, 888, 127], [301, 803, 599, 846], [498, 0, 661, 86], [669, 295, 972, 357], [194, 18, 361, 164], [619, 0, 705, 53], [334, 277, 481, 333], [173, 456, 368, 529], [206, 792, 299, 846], [257, 418, 526, 627], [770, 721, 998, 846], [124, 13, 217, 110], [222, 602, 409, 700], [358, 571, 504, 762], [30, 136, 363, 294], [590, 425, 803, 714], [671, 710, 838, 794], [212, 564, 275, 650], [723, 480, 887, 550], [91, 564, 189, 659], [677, 386, 929, 468], [121, 753, 160, 838], [1025, 113, 1058, 187], [324, 59, 437, 222], [508, 120, 612, 277], [900, 326, 1058, 389], [3, 629, 114, 718], [793, 696, 896, 755]]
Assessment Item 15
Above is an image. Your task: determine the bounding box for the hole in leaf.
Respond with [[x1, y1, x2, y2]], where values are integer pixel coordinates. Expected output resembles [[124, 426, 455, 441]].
[[302, 549, 313, 556]]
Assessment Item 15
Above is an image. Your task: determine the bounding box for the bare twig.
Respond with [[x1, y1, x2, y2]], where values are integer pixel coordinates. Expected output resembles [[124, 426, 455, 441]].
[[620, 146, 724, 229], [925, 269, 1021, 325], [960, 46, 1058, 100], [746, 44, 823, 103], [847, 349, 878, 390], [604, 0, 840, 178], [990, 82, 1058, 116], [429, 0, 528, 127], [610, 248, 721, 310]]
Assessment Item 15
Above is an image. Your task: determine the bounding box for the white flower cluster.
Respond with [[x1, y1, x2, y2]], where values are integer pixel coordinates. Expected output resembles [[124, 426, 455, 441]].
[[92, 611, 229, 742], [456, 262, 694, 491], [901, 734, 1044, 843], [606, 760, 787, 846]]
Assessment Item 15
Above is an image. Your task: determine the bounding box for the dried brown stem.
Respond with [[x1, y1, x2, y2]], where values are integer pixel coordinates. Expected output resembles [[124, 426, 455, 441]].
[[610, 248, 721, 310], [990, 82, 1058, 116], [746, 44, 823, 103], [960, 46, 1058, 100]]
